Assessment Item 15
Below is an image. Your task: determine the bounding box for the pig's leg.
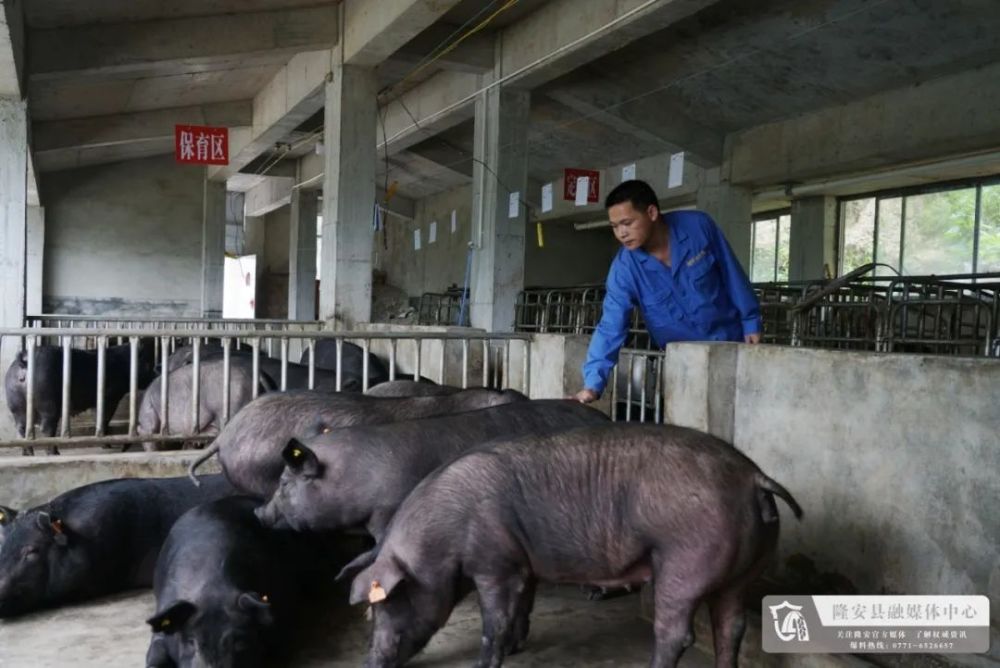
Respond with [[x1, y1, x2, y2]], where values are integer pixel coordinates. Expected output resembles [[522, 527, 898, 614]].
[[709, 527, 777, 668], [649, 558, 704, 668], [506, 576, 536, 655], [473, 574, 527, 668], [40, 415, 60, 455], [708, 585, 746, 668]]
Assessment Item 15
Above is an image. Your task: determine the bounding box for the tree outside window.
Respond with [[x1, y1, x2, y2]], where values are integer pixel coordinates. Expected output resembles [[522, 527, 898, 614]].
[[751, 212, 791, 282], [838, 179, 999, 277]]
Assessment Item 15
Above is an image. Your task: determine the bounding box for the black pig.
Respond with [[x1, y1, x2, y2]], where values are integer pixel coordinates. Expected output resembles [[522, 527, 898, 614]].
[[0, 475, 235, 617]]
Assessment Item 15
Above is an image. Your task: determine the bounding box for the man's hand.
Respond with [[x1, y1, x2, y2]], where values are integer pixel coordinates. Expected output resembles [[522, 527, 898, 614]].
[[572, 388, 600, 404], [744, 333, 761, 344]]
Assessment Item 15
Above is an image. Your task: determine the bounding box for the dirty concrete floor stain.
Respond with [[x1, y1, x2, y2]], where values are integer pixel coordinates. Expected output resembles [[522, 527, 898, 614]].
[[0, 586, 714, 667]]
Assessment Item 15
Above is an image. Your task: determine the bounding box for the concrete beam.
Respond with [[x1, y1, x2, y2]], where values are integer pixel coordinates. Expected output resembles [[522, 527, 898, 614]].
[[343, 0, 464, 67], [210, 50, 333, 182], [30, 6, 339, 80], [380, 0, 717, 153], [729, 61, 1000, 187], [33, 101, 252, 153], [389, 22, 494, 74], [0, 0, 25, 97], [545, 86, 724, 167], [33, 101, 253, 172], [379, 69, 480, 154], [244, 176, 294, 218]]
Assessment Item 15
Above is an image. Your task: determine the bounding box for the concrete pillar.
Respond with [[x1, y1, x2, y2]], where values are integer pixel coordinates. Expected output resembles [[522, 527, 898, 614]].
[[319, 60, 377, 328], [789, 196, 837, 281], [696, 167, 752, 269], [0, 97, 28, 440], [26, 205, 43, 315], [288, 187, 318, 321], [469, 84, 530, 332], [201, 176, 226, 318]]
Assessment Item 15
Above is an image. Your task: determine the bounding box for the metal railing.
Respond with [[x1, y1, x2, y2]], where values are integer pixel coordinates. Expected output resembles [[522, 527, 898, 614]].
[[516, 271, 1000, 358], [417, 293, 469, 327], [0, 327, 532, 453], [608, 348, 665, 425]]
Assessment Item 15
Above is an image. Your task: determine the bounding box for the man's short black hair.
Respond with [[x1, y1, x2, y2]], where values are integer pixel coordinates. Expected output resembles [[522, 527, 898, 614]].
[[605, 179, 660, 212]]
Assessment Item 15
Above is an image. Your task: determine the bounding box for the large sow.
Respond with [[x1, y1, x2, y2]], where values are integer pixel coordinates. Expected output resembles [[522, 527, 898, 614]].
[[350, 423, 802, 668]]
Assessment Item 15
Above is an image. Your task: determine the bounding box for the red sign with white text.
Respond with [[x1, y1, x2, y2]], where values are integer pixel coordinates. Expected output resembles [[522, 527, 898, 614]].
[[175, 125, 229, 165], [563, 168, 600, 203]]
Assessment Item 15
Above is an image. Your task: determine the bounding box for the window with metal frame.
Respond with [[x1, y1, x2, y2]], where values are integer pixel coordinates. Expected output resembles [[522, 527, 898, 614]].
[[837, 176, 1000, 276], [750, 210, 791, 282]]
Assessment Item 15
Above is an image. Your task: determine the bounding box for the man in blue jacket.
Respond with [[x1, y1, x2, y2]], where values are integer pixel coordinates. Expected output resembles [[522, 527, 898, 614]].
[[574, 179, 761, 403]]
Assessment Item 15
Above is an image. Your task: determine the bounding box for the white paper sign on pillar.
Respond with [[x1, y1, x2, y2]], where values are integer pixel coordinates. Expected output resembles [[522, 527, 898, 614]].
[[575, 176, 590, 206], [508, 192, 520, 219], [450, 209, 457, 233], [668, 152, 685, 189], [429, 221, 437, 244], [541, 183, 553, 213], [413, 228, 422, 251], [622, 163, 636, 181]]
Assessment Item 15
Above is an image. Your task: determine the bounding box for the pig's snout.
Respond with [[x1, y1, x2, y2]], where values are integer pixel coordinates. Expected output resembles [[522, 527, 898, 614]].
[[254, 502, 289, 530]]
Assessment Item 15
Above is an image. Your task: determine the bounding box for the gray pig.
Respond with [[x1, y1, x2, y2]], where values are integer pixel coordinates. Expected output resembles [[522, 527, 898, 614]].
[[255, 400, 609, 569], [189, 388, 527, 496], [364, 380, 459, 398], [349, 423, 802, 668], [137, 357, 274, 452]]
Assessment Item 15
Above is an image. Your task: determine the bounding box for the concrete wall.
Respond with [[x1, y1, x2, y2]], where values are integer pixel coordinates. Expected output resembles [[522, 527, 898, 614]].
[[524, 222, 616, 288], [378, 184, 472, 299], [660, 343, 1000, 664], [41, 155, 205, 316], [0, 451, 221, 511]]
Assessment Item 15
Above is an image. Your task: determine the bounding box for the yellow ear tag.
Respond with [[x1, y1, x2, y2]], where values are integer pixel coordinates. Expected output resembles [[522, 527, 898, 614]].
[[261, 594, 269, 603], [292, 448, 302, 459], [161, 619, 171, 629], [0, 512, 5, 521], [369, 581, 387, 604], [322, 427, 331, 434]]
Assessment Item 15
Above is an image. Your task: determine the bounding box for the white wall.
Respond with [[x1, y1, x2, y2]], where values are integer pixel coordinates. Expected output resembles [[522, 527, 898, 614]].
[[41, 155, 206, 316]]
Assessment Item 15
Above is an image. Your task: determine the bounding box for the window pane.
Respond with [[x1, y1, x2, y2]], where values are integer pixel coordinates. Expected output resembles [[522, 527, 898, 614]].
[[752, 219, 777, 282], [903, 188, 975, 275], [979, 184, 1000, 272], [840, 198, 875, 274], [777, 214, 791, 281], [876, 197, 902, 275]]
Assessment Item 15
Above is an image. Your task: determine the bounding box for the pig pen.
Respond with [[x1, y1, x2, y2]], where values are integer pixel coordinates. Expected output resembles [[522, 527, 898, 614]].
[[0, 451, 719, 668]]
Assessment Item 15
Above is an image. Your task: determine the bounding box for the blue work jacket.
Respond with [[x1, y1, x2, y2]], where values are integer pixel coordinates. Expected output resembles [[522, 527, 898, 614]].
[[582, 210, 761, 394]]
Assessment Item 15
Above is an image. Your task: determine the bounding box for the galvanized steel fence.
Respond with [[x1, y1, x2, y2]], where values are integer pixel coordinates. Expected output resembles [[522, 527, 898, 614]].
[[0, 327, 532, 452]]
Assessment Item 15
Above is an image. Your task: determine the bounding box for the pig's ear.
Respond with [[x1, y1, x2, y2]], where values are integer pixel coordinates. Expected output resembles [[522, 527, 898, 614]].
[[35, 512, 69, 546], [237, 592, 274, 626], [282, 440, 322, 478], [147, 601, 197, 635], [0, 505, 17, 525], [349, 560, 406, 606]]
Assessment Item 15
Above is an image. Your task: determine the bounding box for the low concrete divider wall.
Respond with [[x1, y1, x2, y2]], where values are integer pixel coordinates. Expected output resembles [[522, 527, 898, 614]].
[[0, 451, 221, 510], [663, 343, 1000, 664]]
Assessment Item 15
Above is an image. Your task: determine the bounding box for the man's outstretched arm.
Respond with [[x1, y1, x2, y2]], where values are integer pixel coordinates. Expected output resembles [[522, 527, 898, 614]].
[[576, 262, 634, 402]]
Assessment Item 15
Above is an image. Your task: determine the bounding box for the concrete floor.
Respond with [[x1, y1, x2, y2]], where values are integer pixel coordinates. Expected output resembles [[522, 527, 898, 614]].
[[0, 585, 714, 667]]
